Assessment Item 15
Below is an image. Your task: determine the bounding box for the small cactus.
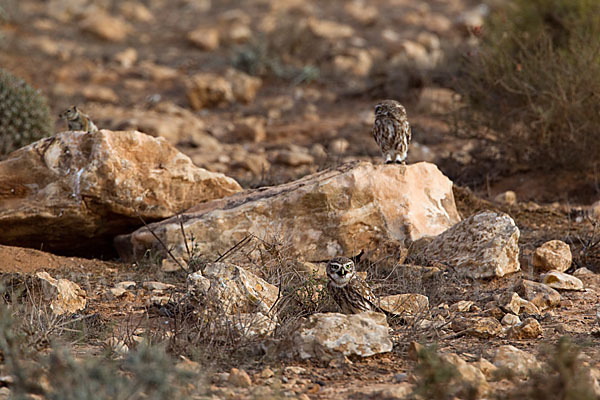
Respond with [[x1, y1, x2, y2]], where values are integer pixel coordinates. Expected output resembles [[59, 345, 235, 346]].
[[0, 68, 53, 158]]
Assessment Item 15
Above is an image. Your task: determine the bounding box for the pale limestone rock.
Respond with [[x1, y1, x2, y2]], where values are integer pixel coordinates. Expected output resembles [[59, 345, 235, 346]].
[[501, 314, 521, 326], [35, 271, 86, 315], [541, 271, 584, 291], [186, 72, 234, 109], [116, 162, 460, 262], [142, 281, 175, 291], [187, 263, 278, 315], [93, 103, 218, 147], [573, 267, 594, 276], [113, 47, 138, 68], [494, 190, 517, 206], [506, 317, 543, 339], [500, 292, 540, 315], [187, 27, 220, 51], [424, 211, 520, 278], [0, 130, 241, 254], [516, 279, 561, 311], [450, 300, 475, 312], [533, 240, 572, 272], [441, 353, 489, 398], [273, 150, 314, 166], [231, 116, 266, 143], [186, 69, 261, 109], [81, 85, 118, 103], [379, 293, 429, 316], [228, 368, 252, 388], [493, 345, 541, 379], [225, 68, 262, 104], [451, 316, 503, 338], [344, 1, 378, 25], [80, 11, 132, 42], [293, 312, 392, 361], [473, 358, 498, 381], [119, 1, 154, 22], [307, 18, 355, 39], [348, 383, 413, 400]]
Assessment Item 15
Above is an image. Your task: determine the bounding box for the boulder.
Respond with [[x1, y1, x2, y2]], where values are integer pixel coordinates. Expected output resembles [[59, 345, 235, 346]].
[[115, 162, 461, 262], [515, 279, 561, 311], [532, 240, 572, 272], [424, 211, 520, 278], [500, 292, 540, 316], [493, 345, 541, 379], [293, 312, 392, 361], [0, 130, 241, 254]]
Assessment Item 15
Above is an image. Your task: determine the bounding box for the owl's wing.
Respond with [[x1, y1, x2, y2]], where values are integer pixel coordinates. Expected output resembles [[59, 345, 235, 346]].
[[349, 276, 379, 308], [404, 119, 412, 144]]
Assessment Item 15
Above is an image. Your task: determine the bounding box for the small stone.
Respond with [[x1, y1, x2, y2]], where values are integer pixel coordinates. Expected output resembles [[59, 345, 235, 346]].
[[500, 292, 540, 315], [440, 353, 489, 398], [105, 338, 129, 355], [81, 11, 131, 42], [115, 281, 136, 290], [407, 341, 424, 361], [541, 271, 584, 291], [533, 240, 572, 272], [573, 267, 594, 276], [328, 138, 350, 154], [143, 281, 175, 291], [516, 279, 561, 311], [284, 366, 306, 375], [379, 293, 429, 316], [108, 287, 128, 297], [82, 85, 119, 103], [260, 368, 274, 379], [507, 318, 543, 339], [225, 68, 262, 104], [274, 150, 314, 166], [450, 300, 475, 312], [501, 313, 521, 326], [494, 190, 517, 206], [451, 316, 503, 338], [493, 345, 541, 379], [114, 47, 138, 68], [188, 27, 220, 51], [231, 116, 267, 143], [472, 358, 497, 381], [35, 271, 86, 315], [228, 368, 252, 388], [119, 1, 154, 22], [186, 73, 234, 109], [393, 373, 409, 383]]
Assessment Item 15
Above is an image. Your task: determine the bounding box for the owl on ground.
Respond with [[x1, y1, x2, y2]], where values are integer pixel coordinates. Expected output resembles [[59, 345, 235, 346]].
[[326, 256, 387, 315], [372, 100, 412, 164]]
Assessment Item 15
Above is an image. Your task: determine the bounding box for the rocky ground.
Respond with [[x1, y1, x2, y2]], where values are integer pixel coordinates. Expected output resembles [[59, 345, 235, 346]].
[[1, 0, 600, 399]]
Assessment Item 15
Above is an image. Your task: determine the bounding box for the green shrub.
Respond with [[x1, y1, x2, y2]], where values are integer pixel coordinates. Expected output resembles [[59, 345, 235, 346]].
[[455, 0, 600, 171], [0, 68, 53, 158]]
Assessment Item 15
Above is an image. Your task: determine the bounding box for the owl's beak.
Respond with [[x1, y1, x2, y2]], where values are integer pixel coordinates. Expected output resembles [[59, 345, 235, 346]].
[[337, 270, 346, 277]]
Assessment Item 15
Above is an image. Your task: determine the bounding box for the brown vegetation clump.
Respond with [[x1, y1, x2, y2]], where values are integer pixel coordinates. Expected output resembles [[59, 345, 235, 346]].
[[455, 0, 600, 171]]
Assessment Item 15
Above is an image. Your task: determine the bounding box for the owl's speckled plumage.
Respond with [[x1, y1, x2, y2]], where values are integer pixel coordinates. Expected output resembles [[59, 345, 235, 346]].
[[372, 100, 411, 164], [326, 256, 384, 314]]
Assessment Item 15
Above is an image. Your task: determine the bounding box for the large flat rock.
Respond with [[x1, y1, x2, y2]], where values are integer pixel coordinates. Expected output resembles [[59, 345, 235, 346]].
[[0, 130, 241, 255], [115, 161, 460, 262]]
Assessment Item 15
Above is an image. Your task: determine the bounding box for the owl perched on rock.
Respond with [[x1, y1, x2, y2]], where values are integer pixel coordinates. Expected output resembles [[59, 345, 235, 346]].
[[326, 256, 386, 315], [372, 100, 412, 164]]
